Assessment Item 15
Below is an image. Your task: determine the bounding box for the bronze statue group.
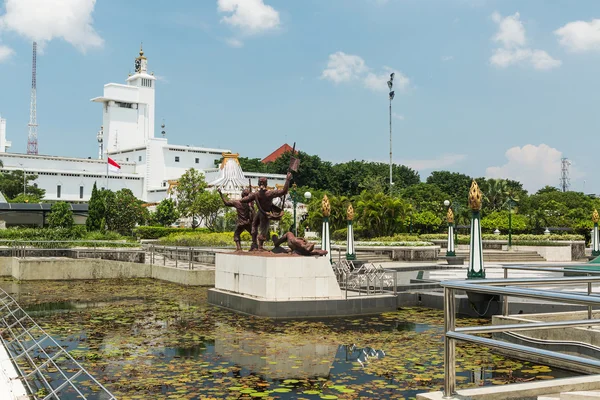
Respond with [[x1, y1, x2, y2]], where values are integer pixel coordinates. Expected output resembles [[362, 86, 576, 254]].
[[217, 171, 327, 257]]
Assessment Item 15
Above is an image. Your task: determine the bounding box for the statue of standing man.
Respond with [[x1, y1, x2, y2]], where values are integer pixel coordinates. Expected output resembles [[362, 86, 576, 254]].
[[241, 172, 292, 251], [217, 188, 254, 251]]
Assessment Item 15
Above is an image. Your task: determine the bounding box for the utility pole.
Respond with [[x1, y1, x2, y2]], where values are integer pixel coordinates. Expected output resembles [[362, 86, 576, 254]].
[[560, 158, 571, 192], [387, 73, 395, 189]]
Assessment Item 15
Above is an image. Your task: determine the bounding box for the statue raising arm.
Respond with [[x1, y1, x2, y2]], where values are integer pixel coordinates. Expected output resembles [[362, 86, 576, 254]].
[[267, 172, 292, 198], [217, 188, 234, 207]]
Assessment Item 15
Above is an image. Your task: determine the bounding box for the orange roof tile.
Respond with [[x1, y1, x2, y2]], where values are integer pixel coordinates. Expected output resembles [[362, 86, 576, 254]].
[[261, 143, 297, 163]]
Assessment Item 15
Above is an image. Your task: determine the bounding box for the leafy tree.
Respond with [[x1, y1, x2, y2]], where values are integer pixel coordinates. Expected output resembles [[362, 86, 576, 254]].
[[10, 193, 42, 203], [426, 171, 472, 205], [196, 190, 224, 231], [399, 183, 450, 214], [411, 211, 443, 234], [355, 191, 410, 237], [481, 210, 528, 233], [483, 178, 508, 212], [0, 170, 45, 200], [105, 189, 143, 235], [155, 198, 179, 227], [175, 168, 208, 227], [47, 202, 74, 229], [86, 183, 105, 231]]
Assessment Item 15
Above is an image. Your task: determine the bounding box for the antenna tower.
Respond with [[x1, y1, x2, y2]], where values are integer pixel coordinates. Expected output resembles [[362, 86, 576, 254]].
[[560, 157, 571, 192], [26, 42, 38, 155]]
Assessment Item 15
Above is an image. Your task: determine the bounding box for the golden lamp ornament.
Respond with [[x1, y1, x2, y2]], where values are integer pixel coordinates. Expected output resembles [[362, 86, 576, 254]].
[[468, 180, 483, 211], [593, 209, 599, 224], [447, 207, 454, 224], [322, 195, 331, 217], [347, 204, 354, 221]]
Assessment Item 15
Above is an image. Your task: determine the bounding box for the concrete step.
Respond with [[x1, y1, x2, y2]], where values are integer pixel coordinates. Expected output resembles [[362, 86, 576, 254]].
[[455, 250, 545, 262]]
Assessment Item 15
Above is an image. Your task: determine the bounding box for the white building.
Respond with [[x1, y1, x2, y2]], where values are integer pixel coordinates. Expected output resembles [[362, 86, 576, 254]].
[[0, 47, 285, 203]]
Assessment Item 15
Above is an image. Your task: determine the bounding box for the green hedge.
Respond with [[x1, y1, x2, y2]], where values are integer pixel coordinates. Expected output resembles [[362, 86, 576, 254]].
[[133, 226, 210, 239], [419, 233, 584, 241], [158, 231, 253, 247], [0, 227, 133, 242]]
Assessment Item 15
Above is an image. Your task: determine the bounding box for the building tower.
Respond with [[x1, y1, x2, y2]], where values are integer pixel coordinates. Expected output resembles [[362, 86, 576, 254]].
[[26, 42, 38, 155], [560, 157, 571, 192]]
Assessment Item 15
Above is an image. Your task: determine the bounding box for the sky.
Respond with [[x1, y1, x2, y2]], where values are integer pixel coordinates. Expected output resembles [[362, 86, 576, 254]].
[[0, 0, 600, 194]]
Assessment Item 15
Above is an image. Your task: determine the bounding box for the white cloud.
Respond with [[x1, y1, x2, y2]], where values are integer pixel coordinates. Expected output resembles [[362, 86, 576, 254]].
[[490, 48, 561, 70], [486, 144, 582, 192], [322, 52, 410, 92], [321, 52, 368, 83], [0, 0, 103, 52], [491, 11, 526, 48], [555, 19, 600, 52], [392, 112, 404, 120], [404, 154, 466, 171], [441, 55, 454, 61], [0, 45, 14, 62], [489, 11, 560, 70], [217, 0, 280, 34], [225, 37, 244, 48]]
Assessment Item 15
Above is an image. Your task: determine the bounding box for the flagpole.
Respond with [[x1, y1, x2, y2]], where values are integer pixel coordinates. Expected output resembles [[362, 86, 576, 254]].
[[105, 151, 109, 190]]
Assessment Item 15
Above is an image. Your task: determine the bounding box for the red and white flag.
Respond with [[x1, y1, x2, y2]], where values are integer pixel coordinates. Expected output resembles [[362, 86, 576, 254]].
[[108, 157, 121, 173]]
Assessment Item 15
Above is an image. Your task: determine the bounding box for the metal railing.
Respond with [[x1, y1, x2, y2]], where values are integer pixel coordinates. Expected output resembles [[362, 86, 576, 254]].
[[442, 275, 600, 397], [0, 287, 116, 399], [332, 260, 397, 299], [145, 244, 216, 269]]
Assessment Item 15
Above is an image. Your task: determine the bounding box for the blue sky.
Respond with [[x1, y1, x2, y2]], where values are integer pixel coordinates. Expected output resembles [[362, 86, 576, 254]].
[[0, 0, 600, 194]]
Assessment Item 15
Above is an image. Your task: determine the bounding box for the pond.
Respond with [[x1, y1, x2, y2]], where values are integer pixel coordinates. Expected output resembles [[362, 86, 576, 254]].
[[0, 279, 578, 400]]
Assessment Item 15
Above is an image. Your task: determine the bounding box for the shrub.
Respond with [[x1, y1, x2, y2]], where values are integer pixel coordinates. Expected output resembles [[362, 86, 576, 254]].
[[134, 226, 210, 240], [47, 202, 74, 229], [158, 231, 255, 247], [332, 228, 347, 241]]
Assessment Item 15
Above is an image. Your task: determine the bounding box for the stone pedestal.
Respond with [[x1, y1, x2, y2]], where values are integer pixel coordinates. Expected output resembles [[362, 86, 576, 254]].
[[214, 253, 342, 301], [209, 253, 397, 318]]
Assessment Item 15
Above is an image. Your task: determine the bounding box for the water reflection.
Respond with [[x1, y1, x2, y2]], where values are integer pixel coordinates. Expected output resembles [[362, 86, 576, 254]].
[[213, 323, 339, 380], [341, 344, 385, 367]]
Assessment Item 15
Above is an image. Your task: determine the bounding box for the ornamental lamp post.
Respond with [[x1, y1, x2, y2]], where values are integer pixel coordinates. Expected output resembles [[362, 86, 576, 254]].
[[321, 195, 331, 262], [592, 209, 600, 258], [467, 180, 485, 279], [444, 200, 455, 257], [346, 204, 356, 261]]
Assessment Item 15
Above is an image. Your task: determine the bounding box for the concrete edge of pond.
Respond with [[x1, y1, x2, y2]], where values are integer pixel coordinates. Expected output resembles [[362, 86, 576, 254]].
[[416, 374, 600, 400], [0, 338, 28, 400], [0, 257, 215, 286], [208, 288, 398, 318]]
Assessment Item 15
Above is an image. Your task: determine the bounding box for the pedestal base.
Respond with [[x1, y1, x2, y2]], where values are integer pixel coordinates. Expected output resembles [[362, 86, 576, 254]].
[[210, 253, 397, 318]]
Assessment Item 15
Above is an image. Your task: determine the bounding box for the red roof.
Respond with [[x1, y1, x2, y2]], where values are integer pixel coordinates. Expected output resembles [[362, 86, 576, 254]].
[[261, 143, 297, 163]]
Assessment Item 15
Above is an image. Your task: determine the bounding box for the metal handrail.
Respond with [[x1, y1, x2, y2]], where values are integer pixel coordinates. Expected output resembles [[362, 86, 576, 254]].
[[442, 274, 600, 398], [0, 288, 116, 399]]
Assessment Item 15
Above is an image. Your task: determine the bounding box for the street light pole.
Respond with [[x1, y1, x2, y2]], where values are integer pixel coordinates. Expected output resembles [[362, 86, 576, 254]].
[[387, 73, 395, 190], [289, 184, 305, 236]]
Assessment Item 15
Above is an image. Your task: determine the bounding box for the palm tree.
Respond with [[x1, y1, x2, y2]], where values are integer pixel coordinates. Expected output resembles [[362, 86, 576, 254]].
[[485, 179, 507, 211]]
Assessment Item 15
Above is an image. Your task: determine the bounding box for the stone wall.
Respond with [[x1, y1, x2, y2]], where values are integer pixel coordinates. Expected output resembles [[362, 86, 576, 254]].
[[0, 257, 214, 286]]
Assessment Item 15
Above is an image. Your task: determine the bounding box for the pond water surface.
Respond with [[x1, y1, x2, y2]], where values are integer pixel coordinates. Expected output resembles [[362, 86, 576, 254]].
[[0, 279, 578, 400]]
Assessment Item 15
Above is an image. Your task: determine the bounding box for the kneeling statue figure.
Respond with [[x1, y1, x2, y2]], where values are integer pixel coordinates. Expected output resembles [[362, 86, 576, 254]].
[[272, 232, 328, 256]]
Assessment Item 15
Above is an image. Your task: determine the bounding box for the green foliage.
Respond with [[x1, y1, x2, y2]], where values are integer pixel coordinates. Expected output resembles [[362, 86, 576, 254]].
[[86, 183, 105, 231], [158, 231, 253, 247], [355, 191, 411, 237], [410, 211, 443, 234], [10, 193, 43, 203], [332, 228, 347, 241], [481, 210, 528, 233], [0, 170, 45, 200], [105, 189, 143, 235], [425, 171, 472, 206], [155, 199, 180, 227], [174, 169, 223, 229], [47, 202, 74, 229], [400, 183, 450, 214], [133, 226, 210, 239]]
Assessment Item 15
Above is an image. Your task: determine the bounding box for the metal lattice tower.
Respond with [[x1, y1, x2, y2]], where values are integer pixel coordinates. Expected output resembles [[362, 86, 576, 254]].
[[26, 42, 38, 155], [560, 157, 571, 192]]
